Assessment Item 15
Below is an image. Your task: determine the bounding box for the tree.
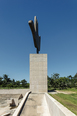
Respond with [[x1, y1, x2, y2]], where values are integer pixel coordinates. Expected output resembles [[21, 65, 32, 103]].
[[0, 77, 3, 86], [11, 79, 15, 86], [58, 77, 68, 89], [74, 73, 77, 79], [15, 81, 20, 87], [48, 76, 51, 88], [21, 79, 27, 87], [3, 74, 11, 83], [67, 75, 72, 80], [2, 74, 11, 87], [51, 73, 60, 80]]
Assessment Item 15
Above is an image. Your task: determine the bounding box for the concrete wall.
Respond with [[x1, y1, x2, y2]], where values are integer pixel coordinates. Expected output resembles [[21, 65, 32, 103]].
[[45, 93, 76, 116], [30, 54, 47, 93]]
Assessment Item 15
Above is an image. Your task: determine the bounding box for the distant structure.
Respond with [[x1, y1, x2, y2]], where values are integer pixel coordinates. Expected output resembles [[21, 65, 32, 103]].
[[28, 16, 41, 54]]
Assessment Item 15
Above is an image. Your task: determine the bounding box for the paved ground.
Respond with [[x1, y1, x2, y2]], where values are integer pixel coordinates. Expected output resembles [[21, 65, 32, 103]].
[[0, 89, 30, 116], [0, 89, 76, 116], [0, 89, 29, 95], [20, 93, 50, 116], [0, 94, 20, 116]]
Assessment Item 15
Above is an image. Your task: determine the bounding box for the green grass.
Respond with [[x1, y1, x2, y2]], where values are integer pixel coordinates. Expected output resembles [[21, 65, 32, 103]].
[[57, 88, 77, 92], [49, 90, 77, 115]]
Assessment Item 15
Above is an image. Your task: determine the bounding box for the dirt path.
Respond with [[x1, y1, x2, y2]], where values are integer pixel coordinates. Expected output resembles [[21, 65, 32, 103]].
[[56, 90, 76, 94], [48, 90, 76, 94]]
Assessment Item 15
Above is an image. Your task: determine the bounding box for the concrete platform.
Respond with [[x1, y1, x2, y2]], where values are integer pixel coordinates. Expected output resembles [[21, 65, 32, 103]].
[[20, 93, 50, 116], [0, 89, 29, 95]]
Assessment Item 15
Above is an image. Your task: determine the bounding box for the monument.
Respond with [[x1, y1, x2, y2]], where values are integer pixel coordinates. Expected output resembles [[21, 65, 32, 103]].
[[28, 16, 47, 92], [28, 16, 41, 54]]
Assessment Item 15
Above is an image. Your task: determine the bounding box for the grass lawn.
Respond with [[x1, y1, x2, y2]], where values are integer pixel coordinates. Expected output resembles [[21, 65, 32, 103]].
[[49, 88, 77, 115], [57, 88, 77, 92]]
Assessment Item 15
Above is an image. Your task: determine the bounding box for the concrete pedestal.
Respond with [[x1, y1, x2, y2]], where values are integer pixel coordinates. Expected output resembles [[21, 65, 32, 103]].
[[30, 54, 47, 93]]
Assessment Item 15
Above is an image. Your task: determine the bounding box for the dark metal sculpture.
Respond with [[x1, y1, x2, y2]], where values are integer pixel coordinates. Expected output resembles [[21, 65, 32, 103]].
[[28, 16, 41, 54]]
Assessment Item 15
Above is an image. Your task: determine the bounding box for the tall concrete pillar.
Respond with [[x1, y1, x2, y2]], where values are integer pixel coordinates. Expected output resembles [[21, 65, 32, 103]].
[[30, 54, 47, 93]]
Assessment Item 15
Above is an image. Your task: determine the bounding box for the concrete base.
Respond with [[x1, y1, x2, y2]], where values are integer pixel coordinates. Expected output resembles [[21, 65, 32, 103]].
[[20, 93, 50, 116], [30, 54, 47, 93], [45, 93, 76, 116]]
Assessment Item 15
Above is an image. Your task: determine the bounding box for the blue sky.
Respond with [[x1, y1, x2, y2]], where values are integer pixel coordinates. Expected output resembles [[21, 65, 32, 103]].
[[0, 0, 77, 82]]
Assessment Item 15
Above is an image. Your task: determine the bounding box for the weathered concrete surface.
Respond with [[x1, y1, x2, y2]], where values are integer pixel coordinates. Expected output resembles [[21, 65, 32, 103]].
[[30, 54, 47, 92], [13, 91, 31, 116], [45, 93, 76, 116], [20, 93, 50, 116], [0, 89, 29, 95], [0, 94, 20, 116], [0, 89, 29, 116]]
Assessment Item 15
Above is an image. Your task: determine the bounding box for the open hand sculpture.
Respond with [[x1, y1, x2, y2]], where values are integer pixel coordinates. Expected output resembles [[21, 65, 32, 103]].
[[28, 16, 41, 54]]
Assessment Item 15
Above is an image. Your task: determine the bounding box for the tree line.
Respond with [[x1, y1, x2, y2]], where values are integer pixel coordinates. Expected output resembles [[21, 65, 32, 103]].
[[0, 73, 77, 89], [48, 73, 77, 90], [0, 74, 29, 88]]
